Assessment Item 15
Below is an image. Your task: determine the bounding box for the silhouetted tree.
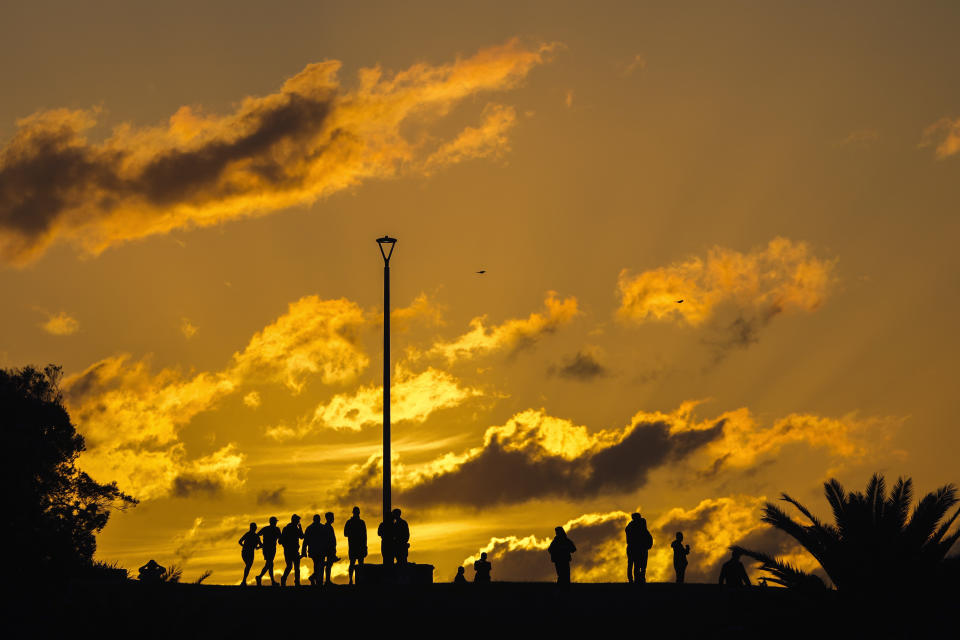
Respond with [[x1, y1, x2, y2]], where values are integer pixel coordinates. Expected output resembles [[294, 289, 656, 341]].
[[735, 473, 960, 594], [2, 365, 137, 577]]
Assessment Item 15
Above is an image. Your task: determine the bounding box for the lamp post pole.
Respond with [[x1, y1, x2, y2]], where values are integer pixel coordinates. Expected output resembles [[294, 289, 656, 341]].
[[376, 236, 397, 571]]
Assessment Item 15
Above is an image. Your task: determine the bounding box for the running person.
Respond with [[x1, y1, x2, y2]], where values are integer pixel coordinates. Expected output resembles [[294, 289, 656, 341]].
[[256, 517, 281, 586], [238, 522, 262, 586], [280, 514, 304, 586]]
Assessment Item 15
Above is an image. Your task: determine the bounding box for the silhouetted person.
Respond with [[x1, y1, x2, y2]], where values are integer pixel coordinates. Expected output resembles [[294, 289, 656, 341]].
[[256, 516, 281, 586], [392, 508, 410, 565], [453, 566, 467, 584], [473, 552, 492, 583], [377, 519, 391, 566], [671, 532, 690, 583], [318, 512, 338, 586], [239, 522, 262, 585], [138, 559, 165, 583], [718, 549, 751, 587], [548, 526, 576, 585], [302, 515, 325, 586], [625, 512, 653, 584], [344, 506, 367, 585], [280, 514, 304, 586]]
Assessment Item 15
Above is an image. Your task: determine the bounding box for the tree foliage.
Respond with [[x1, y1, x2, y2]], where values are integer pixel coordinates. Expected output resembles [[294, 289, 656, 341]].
[[736, 473, 960, 593], [2, 365, 137, 574]]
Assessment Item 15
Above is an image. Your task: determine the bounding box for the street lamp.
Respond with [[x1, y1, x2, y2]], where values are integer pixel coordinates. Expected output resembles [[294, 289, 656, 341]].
[[376, 235, 397, 570]]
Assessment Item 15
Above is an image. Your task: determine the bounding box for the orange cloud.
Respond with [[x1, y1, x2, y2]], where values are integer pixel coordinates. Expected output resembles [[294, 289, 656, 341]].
[[334, 407, 723, 507], [426, 291, 579, 363], [336, 401, 900, 509], [921, 116, 960, 159], [0, 39, 557, 265], [41, 310, 80, 335], [617, 237, 836, 328], [228, 295, 369, 392], [266, 366, 482, 438], [423, 104, 517, 172], [65, 294, 372, 498]]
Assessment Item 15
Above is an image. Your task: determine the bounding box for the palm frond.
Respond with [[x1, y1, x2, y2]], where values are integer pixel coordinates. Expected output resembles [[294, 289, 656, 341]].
[[930, 505, 960, 546], [781, 493, 825, 529], [865, 473, 886, 525], [905, 484, 958, 545], [886, 477, 912, 531], [823, 479, 848, 534], [732, 545, 827, 593]]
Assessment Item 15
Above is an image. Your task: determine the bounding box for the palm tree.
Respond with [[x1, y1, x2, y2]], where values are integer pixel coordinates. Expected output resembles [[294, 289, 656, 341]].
[[735, 473, 960, 593]]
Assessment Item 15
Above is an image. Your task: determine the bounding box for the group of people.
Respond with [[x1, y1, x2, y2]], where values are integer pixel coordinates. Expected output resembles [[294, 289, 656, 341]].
[[229, 508, 753, 587], [452, 514, 752, 587], [624, 512, 748, 586], [237, 507, 410, 587]]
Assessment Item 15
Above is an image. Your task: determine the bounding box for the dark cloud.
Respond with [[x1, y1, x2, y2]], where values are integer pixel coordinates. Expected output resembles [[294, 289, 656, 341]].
[[0, 41, 554, 264], [337, 417, 724, 509], [256, 486, 286, 506], [171, 475, 224, 498], [702, 305, 781, 364], [548, 350, 608, 381]]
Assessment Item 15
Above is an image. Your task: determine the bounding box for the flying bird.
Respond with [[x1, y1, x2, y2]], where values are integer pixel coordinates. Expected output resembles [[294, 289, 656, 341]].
[[676, 299, 683, 303], [476, 270, 486, 274]]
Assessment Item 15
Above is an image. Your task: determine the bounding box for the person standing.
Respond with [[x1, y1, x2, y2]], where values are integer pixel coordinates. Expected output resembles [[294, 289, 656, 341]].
[[392, 508, 410, 565], [280, 514, 304, 586], [238, 522, 262, 586], [318, 512, 338, 586], [671, 531, 690, 583], [302, 515, 324, 586], [548, 526, 577, 585], [625, 513, 653, 584], [473, 552, 492, 583], [256, 516, 281, 586], [343, 506, 367, 585]]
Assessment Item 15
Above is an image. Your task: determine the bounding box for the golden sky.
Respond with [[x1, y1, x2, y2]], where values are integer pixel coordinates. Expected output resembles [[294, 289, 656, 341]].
[[3, 1, 960, 585]]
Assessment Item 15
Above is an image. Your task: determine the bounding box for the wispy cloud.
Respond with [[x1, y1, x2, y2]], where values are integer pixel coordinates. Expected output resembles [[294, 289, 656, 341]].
[[0, 39, 558, 265], [623, 53, 647, 76], [548, 348, 608, 381], [921, 116, 960, 159], [266, 366, 482, 439], [426, 291, 579, 363], [41, 310, 80, 335], [180, 317, 198, 339], [617, 238, 836, 357]]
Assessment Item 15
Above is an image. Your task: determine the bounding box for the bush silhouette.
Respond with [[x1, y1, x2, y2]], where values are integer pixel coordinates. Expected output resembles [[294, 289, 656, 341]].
[[2, 365, 137, 578], [735, 473, 960, 593]]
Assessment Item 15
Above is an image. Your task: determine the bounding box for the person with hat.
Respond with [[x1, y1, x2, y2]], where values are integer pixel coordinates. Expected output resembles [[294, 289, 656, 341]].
[[280, 514, 304, 586]]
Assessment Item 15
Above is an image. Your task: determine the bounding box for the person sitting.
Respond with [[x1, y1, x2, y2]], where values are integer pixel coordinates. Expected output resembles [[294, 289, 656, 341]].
[[453, 566, 467, 584], [473, 552, 492, 583], [138, 559, 166, 583], [718, 549, 751, 587]]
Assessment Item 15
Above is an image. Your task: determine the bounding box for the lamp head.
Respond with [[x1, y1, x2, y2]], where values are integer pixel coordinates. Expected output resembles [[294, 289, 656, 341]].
[[376, 235, 397, 263]]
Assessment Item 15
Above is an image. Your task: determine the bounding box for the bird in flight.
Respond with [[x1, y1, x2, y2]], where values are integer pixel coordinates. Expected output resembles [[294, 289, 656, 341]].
[[476, 270, 486, 274], [676, 299, 683, 303]]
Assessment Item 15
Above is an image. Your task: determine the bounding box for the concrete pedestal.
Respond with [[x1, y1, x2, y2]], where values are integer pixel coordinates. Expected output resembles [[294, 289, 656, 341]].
[[355, 563, 434, 585]]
